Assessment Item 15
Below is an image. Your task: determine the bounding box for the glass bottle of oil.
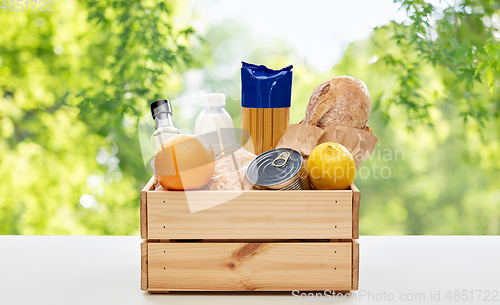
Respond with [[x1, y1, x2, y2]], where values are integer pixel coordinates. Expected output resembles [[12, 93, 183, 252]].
[[150, 100, 180, 153]]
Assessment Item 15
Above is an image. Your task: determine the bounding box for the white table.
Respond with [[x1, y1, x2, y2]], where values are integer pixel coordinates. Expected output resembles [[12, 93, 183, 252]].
[[1, 236, 498, 304]]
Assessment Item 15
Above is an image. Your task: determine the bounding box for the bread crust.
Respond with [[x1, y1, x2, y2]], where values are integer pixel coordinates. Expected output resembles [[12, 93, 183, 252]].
[[302, 76, 371, 129]]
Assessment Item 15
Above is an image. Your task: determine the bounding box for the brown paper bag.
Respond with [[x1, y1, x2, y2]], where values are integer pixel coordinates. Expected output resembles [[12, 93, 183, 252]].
[[275, 124, 325, 156], [275, 124, 378, 169], [318, 126, 378, 169]]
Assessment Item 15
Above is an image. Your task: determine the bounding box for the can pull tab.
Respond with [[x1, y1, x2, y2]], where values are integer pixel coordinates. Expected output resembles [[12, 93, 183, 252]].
[[272, 151, 290, 168]]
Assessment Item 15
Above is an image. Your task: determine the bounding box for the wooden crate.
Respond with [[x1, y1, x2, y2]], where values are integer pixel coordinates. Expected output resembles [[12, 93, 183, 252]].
[[140, 177, 360, 292], [141, 240, 359, 292], [140, 177, 361, 240]]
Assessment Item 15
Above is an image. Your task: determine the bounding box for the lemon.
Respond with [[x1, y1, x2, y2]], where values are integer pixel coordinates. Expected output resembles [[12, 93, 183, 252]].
[[307, 142, 356, 190]]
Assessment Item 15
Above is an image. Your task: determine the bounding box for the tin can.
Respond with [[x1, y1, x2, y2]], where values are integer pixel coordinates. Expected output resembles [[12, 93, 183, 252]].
[[246, 148, 311, 190]]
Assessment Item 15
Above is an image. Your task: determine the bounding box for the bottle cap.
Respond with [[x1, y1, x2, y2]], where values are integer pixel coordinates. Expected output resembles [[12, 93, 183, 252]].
[[200, 93, 225, 108], [150, 100, 173, 119]]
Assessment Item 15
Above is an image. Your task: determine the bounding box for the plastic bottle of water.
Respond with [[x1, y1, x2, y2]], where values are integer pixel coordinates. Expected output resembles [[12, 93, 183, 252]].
[[194, 93, 236, 156]]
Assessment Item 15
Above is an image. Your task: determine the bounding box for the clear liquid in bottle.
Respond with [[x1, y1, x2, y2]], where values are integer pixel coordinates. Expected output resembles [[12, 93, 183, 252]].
[[153, 124, 180, 153], [150, 99, 180, 153]]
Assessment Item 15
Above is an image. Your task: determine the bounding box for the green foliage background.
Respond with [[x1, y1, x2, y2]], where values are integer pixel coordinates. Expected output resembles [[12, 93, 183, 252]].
[[0, 0, 498, 235]]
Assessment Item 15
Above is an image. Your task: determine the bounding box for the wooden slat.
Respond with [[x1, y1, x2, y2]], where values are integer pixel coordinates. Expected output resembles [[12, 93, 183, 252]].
[[148, 242, 352, 291], [141, 241, 148, 291], [351, 184, 360, 239], [352, 240, 359, 290], [147, 189, 353, 240], [140, 176, 156, 239]]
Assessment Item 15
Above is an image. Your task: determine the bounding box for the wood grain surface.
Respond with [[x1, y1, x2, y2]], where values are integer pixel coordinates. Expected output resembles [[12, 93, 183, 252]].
[[141, 241, 148, 291], [351, 184, 361, 239], [352, 240, 359, 290], [148, 242, 352, 291], [140, 176, 156, 239], [146, 189, 353, 240]]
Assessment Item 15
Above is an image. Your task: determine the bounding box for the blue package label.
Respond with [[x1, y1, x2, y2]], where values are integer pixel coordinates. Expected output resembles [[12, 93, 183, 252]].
[[241, 61, 293, 108]]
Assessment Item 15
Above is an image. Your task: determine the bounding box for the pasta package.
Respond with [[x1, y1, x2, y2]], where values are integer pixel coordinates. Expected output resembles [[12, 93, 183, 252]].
[[240, 62, 293, 155]]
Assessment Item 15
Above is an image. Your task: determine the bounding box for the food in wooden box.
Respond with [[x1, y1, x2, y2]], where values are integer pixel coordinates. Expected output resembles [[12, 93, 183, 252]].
[[203, 147, 256, 191], [302, 76, 371, 129], [240, 62, 293, 155], [246, 148, 311, 190], [307, 142, 356, 190], [154, 134, 215, 190]]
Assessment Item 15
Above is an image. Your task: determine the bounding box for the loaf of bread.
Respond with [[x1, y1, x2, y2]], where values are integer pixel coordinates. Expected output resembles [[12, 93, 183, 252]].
[[302, 76, 371, 129]]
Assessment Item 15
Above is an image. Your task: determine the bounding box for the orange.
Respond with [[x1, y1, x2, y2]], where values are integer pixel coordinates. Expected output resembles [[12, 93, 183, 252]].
[[154, 134, 215, 190], [307, 142, 356, 190]]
